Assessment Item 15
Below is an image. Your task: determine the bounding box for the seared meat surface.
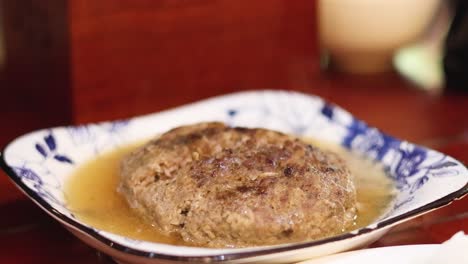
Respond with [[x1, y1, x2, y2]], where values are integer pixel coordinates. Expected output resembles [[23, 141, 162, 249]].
[[119, 122, 357, 247]]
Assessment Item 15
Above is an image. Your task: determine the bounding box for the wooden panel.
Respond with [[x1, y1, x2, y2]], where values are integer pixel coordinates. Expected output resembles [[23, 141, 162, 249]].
[[70, 0, 319, 123], [0, 0, 72, 131]]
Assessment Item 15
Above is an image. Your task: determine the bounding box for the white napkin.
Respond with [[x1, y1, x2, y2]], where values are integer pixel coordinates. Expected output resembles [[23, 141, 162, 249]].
[[421, 231, 468, 264], [297, 231, 468, 264]]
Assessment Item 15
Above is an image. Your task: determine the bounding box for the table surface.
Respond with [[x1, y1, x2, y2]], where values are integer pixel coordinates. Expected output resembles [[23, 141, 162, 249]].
[[1, 1, 467, 263]]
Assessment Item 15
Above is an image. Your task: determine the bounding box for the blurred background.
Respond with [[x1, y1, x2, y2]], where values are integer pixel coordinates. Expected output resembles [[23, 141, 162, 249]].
[[0, 1, 466, 139], [0, 1, 467, 263]]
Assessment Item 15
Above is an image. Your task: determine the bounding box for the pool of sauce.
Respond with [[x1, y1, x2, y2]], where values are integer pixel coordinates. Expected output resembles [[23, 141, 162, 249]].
[[65, 139, 395, 247]]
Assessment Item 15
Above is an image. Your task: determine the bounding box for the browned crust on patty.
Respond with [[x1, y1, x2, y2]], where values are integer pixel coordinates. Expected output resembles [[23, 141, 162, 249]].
[[119, 122, 357, 247]]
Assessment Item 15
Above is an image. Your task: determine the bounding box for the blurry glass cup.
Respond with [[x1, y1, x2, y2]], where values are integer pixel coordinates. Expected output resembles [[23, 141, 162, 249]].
[[319, 0, 441, 74]]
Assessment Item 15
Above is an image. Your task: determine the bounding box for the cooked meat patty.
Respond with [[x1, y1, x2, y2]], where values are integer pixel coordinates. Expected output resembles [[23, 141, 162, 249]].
[[119, 122, 357, 247]]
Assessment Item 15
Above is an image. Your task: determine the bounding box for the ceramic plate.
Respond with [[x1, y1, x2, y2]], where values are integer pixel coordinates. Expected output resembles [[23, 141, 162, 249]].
[[1, 90, 467, 263]]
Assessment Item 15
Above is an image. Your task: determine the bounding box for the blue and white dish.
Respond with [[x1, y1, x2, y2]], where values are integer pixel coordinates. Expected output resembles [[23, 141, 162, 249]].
[[1, 90, 467, 263]]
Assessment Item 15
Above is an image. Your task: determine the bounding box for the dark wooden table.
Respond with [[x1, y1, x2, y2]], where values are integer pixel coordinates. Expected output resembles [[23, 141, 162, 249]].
[[0, 1, 467, 263]]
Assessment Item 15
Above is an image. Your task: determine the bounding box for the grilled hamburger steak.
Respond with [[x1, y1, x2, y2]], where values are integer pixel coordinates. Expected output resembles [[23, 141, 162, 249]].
[[119, 122, 357, 247]]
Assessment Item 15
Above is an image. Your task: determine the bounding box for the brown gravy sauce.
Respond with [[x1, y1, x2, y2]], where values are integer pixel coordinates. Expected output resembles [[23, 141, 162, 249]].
[[65, 139, 395, 246]]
